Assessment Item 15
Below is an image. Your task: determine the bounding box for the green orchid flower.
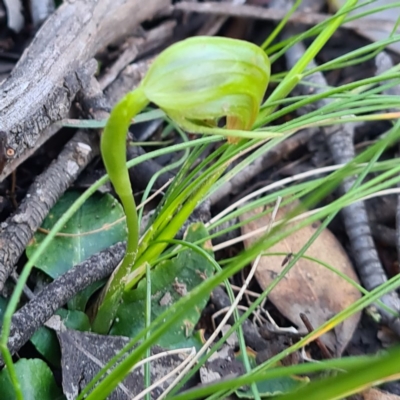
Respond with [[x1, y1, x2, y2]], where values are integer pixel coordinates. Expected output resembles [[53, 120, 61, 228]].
[[93, 36, 270, 333]]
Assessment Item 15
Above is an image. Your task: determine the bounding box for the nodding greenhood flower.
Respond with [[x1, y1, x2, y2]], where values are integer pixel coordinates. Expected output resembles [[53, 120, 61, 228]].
[[139, 36, 270, 140]]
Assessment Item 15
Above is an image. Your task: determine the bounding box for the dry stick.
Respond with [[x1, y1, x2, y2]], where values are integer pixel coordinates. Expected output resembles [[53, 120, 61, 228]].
[[98, 20, 176, 91], [375, 52, 400, 287], [375, 51, 400, 298], [173, 1, 398, 35], [104, 58, 156, 106], [0, 0, 169, 182], [0, 130, 98, 290], [0, 242, 126, 366], [299, 313, 332, 359], [282, 30, 400, 334], [0, 74, 108, 291], [194, 0, 246, 36]]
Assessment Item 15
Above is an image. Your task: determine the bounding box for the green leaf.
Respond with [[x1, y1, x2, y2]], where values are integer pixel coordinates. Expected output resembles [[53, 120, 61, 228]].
[[31, 309, 91, 367], [110, 223, 214, 349], [0, 358, 65, 400], [277, 345, 400, 400], [60, 108, 165, 129], [26, 190, 127, 310], [58, 308, 91, 331], [31, 327, 61, 367], [27, 190, 126, 279]]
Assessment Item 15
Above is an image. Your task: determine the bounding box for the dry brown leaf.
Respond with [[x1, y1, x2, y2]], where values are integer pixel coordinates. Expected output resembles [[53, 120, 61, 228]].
[[362, 388, 400, 400], [240, 200, 361, 355]]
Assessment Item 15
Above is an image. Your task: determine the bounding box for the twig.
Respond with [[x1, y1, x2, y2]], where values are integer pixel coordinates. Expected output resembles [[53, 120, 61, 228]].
[[375, 52, 400, 299], [173, 2, 399, 36], [375, 51, 400, 300], [98, 20, 176, 91], [300, 313, 332, 359], [0, 128, 99, 290], [194, 0, 247, 37], [0, 242, 125, 366]]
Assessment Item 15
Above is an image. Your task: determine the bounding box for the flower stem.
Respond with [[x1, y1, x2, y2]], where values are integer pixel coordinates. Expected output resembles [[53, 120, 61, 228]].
[[92, 89, 149, 333]]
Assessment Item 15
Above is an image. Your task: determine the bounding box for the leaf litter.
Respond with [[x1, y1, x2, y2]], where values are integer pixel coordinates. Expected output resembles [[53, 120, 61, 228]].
[[240, 199, 361, 356]]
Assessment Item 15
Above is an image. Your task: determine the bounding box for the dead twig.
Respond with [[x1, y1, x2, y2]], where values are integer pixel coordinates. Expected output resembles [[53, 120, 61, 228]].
[[375, 52, 400, 293], [0, 242, 125, 366], [173, 1, 399, 36], [98, 20, 176, 91], [300, 313, 332, 359], [0, 130, 99, 290]]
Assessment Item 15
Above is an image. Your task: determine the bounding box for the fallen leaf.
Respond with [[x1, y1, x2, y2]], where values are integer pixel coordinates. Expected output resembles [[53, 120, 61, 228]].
[[240, 200, 361, 355], [362, 388, 400, 400]]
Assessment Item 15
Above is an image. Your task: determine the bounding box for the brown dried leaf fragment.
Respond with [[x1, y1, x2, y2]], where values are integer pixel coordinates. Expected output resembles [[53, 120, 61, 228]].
[[240, 200, 361, 356]]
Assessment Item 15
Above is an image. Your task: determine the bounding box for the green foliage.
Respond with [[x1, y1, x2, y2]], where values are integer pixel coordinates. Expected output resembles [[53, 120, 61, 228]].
[[94, 36, 271, 333], [111, 222, 214, 349], [276, 345, 400, 400], [3, 1, 400, 399], [0, 359, 64, 400], [26, 191, 126, 279], [26, 190, 126, 311]]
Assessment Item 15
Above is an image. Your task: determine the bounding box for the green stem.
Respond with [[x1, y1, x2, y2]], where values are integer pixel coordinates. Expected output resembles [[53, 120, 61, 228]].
[[92, 89, 149, 333]]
